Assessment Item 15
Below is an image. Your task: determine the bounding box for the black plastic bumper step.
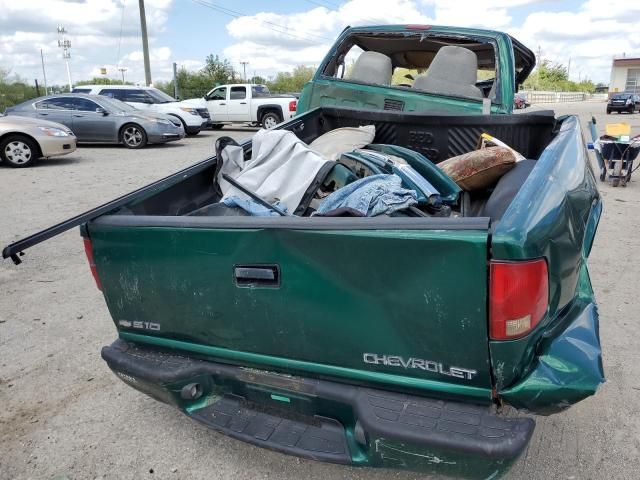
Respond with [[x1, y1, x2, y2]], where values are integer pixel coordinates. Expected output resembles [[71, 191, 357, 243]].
[[102, 339, 535, 465], [190, 395, 351, 463]]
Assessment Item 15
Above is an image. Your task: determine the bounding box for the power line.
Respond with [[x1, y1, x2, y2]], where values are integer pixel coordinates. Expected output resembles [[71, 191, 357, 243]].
[[192, 0, 333, 43], [303, 0, 384, 26]]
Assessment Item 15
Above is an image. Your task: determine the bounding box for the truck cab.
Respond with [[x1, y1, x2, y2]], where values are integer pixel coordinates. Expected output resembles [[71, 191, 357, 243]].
[[296, 25, 535, 116]]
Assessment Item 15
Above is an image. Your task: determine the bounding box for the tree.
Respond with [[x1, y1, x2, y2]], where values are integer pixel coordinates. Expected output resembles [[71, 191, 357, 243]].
[[522, 59, 595, 93], [202, 54, 236, 85], [250, 75, 267, 85], [267, 65, 315, 93], [0, 68, 39, 111]]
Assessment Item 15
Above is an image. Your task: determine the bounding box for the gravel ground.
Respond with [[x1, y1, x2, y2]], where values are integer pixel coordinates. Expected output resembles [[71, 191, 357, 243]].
[[1, 104, 640, 480]]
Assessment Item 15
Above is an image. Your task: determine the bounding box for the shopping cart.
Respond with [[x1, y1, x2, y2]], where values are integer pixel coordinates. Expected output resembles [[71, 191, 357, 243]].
[[588, 118, 640, 187]]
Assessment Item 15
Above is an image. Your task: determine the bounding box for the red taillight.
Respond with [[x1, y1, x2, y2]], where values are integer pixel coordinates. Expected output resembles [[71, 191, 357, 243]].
[[489, 259, 548, 340], [83, 238, 102, 291], [289, 100, 297, 112]]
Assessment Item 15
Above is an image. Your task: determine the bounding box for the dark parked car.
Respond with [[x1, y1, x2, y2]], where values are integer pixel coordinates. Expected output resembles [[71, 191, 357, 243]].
[[607, 93, 640, 114], [5, 94, 185, 148]]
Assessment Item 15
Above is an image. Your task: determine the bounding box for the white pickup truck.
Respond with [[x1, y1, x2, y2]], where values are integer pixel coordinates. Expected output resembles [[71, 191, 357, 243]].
[[204, 84, 297, 129]]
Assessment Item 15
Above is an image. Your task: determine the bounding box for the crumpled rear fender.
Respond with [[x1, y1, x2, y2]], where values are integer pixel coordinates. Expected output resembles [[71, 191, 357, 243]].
[[499, 268, 604, 415]]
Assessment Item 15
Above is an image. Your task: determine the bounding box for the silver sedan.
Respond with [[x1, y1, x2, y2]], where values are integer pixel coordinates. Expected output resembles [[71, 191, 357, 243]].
[[6, 94, 185, 149]]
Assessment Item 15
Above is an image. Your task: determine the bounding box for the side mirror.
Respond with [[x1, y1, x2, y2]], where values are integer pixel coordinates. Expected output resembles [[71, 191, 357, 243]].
[[96, 107, 108, 116]]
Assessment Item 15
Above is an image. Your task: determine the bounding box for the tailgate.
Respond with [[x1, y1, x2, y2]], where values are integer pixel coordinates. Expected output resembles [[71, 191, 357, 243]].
[[89, 215, 492, 400]]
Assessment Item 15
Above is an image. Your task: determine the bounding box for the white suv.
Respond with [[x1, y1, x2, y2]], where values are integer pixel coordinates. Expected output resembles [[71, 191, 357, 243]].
[[72, 85, 209, 135]]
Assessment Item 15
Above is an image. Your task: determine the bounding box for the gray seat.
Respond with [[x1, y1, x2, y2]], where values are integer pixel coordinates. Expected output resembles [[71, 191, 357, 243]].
[[412, 46, 483, 99], [348, 51, 392, 86]]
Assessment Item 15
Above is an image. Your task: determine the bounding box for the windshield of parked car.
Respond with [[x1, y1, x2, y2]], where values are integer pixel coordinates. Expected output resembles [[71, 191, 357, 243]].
[[612, 94, 631, 100], [146, 88, 176, 103], [97, 96, 137, 113]]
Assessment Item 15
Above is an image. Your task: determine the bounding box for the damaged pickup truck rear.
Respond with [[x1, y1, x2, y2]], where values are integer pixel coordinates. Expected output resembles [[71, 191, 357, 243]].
[[2, 25, 604, 479]]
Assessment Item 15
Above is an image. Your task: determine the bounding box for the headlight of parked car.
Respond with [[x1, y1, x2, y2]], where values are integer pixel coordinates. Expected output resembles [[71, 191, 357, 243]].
[[626, 99, 632, 105], [179, 107, 199, 115], [38, 126, 70, 137]]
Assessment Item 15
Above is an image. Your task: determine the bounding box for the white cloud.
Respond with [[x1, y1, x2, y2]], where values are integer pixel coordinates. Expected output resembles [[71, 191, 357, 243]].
[[0, 0, 174, 86]]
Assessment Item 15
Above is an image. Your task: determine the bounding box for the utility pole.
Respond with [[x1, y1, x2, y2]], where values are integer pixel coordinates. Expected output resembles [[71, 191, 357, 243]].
[[57, 26, 72, 92], [240, 61, 249, 82], [118, 66, 127, 83], [40, 49, 48, 95], [567, 57, 571, 80], [138, 0, 152, 86], [172, 62, 179, 99]]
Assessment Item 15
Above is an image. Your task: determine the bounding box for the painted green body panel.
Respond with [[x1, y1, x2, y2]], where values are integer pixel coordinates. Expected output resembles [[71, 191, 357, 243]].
[[90, 225, 493, 397], [489, 115, 603, 408], [296, 25, 517, 116]]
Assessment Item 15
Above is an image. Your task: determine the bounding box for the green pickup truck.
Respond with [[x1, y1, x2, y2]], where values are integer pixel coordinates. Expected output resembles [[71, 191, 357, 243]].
[[3, 25, 603, 479]]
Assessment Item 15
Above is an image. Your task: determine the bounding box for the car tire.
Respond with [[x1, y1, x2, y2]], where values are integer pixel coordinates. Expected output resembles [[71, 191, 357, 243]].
[[606, 109, 611, 114], [211, 124, 224, 130], [120, 124, 148, 149], [261, 111, 281, 129], [186, 128, 200, 136], [0, 134, 39, 168]]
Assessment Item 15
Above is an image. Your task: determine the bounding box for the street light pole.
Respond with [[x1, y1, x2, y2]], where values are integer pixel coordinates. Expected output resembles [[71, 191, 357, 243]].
[[138, 0, 152, 86], [57, 26, 72, 92], [240, 61, 249, 82], [40, 49, 48, 95], [118, 67, 127, 83]]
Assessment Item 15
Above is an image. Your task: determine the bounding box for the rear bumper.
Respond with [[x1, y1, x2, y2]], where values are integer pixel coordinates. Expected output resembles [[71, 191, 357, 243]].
[[102, 339, 534, 478]]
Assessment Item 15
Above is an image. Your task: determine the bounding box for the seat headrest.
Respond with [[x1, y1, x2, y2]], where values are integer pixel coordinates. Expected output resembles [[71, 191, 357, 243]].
[[412, 46, 483, 99], [348, 51, 392, 86]]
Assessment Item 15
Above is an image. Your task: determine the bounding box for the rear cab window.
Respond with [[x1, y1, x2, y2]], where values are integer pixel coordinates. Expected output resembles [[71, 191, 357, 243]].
[[322, 31, 500, 102]]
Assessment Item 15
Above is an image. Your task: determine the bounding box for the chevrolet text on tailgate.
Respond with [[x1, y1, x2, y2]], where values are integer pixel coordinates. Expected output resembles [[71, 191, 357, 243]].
[[3, 25, 603, 479]]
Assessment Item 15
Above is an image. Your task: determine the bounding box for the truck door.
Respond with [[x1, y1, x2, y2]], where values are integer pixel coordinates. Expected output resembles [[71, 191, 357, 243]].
[[205, 86, 228, 121], [227, 85, 251, 121]]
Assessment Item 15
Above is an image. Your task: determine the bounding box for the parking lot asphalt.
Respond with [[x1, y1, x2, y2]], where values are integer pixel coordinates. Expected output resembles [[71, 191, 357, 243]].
[[1, 104, 640, 480]]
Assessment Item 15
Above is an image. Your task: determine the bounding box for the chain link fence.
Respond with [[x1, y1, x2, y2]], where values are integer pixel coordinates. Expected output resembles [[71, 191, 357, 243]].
[[521, 91, 609, 104]]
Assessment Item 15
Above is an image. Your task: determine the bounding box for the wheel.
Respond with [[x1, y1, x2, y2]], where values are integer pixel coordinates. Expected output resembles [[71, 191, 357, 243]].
[[211, 124, 224, 130], [0, 135, 38, 167], [612, 160, 622, 187], [629, 105, 634, 114], [606, 109, 611, 114], [120, 124, 147, 149], [261, 112, 281, 129], [186, 129, 200, 136]]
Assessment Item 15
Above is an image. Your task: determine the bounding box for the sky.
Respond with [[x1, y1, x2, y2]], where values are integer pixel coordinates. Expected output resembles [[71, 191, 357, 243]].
[[0, 0, 638, 89]]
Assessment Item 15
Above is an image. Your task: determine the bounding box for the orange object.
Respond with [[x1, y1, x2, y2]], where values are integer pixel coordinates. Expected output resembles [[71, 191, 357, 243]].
[[605, 123, 631, 137]]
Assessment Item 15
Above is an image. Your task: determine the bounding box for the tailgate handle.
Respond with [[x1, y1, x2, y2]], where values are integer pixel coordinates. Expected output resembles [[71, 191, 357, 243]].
[[234, 265, 279, 287]]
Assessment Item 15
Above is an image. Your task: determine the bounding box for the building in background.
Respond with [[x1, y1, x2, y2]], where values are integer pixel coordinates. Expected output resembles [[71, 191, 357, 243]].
[[609, 57, 640, 95]]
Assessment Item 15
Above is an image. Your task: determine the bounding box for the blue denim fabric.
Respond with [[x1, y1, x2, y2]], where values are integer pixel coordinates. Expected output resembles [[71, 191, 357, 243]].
[[222, 196, 288, 216], [314, 174, 417, 217]]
